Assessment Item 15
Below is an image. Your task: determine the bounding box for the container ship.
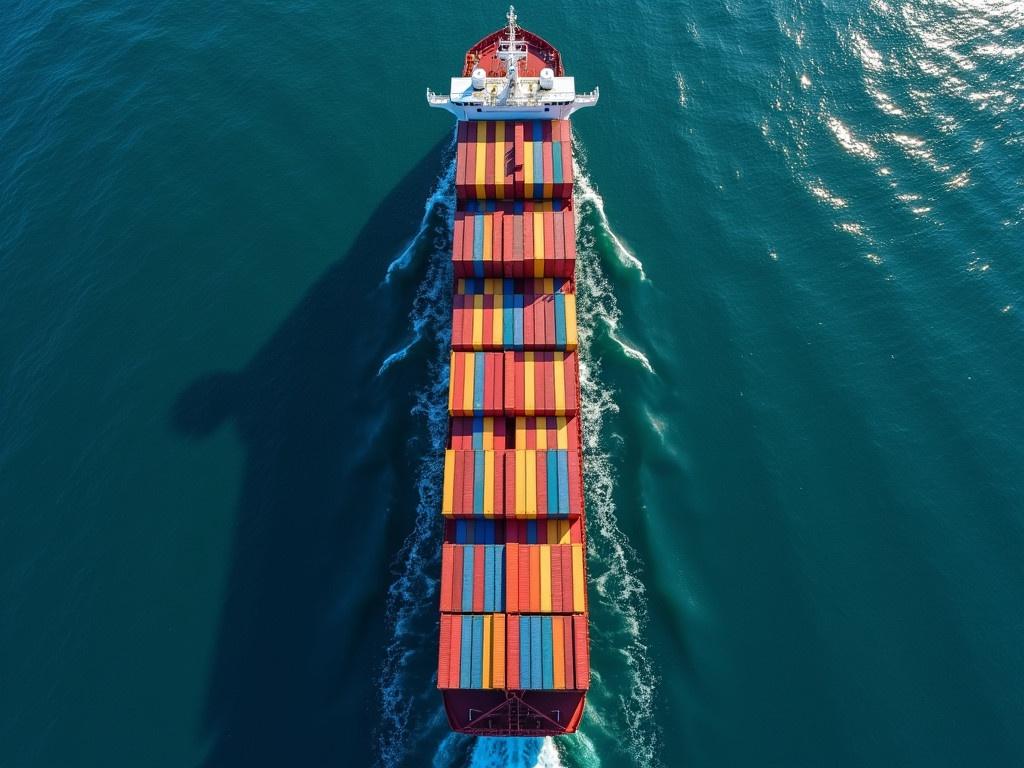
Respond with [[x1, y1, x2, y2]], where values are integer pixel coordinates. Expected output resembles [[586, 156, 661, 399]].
[[427, 7, 598, 736]]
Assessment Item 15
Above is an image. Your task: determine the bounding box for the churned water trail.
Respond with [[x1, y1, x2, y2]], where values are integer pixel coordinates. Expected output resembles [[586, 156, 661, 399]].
[[572, 148, 647, 281], [380, 142, 659, 767], [378, 155, 457, 376], [376, 149, 456, 768], [384, 145, 457, 285], [6, 1, 1024, 766], [467, 736, 565, 767], [573, 154, 655, 375], [570, 156, 661, 767]]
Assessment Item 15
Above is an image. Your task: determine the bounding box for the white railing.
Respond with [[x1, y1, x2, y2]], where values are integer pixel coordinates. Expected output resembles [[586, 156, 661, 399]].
[[426, 86, 600, 109], [426, 89, 449, 105]]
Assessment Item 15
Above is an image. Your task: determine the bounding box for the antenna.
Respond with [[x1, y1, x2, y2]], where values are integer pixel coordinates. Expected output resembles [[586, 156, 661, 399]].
[[496, 5, 527, 103]]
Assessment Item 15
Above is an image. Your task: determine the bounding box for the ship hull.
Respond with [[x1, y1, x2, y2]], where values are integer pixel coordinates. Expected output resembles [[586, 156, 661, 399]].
[[430, 15, 593, 737], [442, 690, 586, 735], [436, 103, 582, 122]]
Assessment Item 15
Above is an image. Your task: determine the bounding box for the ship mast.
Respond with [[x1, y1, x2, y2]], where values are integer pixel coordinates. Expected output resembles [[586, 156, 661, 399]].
[[496, 6, 527, 104]]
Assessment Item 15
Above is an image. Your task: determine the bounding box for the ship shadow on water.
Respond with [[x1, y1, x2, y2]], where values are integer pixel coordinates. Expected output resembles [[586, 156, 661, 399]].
[[171, 137, 450, 768]]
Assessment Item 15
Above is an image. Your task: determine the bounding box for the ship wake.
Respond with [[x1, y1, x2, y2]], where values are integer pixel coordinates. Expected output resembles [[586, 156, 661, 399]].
[[566, 155, 662, 768], [375, 147, 456, 768], [378, 152, 457, 376], [375, 136, 659, 768]]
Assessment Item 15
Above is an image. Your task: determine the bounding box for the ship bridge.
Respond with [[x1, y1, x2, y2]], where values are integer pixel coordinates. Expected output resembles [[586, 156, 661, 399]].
[[427, 6, 598, 121]]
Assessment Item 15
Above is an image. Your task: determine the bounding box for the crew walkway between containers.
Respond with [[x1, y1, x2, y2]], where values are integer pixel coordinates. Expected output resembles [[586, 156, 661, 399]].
[[438, 119, 590, 736]]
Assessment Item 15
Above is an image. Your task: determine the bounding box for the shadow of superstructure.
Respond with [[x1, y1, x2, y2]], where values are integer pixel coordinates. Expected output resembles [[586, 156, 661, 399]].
[[173, 138, 450, 767]]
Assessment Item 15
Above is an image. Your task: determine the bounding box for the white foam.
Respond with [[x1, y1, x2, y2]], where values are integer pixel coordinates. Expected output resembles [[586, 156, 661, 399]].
[[571, 175, 655, 375], [468, 737, 564, 768], [378, 131, 661, 768], [574, 204, 663, 766], [571, 144, 647, 280], [607, 328, 654, 374], [384, 148, 457, 283], [674, 71, 687, 107], [376, 144, 456, 768], [377, 153, 457, 377]]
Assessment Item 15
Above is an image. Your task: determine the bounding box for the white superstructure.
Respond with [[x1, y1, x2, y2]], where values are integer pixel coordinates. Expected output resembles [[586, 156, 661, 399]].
[[426, 7, 599, 121]]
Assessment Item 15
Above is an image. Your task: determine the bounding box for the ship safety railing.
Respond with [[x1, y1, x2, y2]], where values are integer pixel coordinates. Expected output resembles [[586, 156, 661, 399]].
[[426, 87, 598, 107]]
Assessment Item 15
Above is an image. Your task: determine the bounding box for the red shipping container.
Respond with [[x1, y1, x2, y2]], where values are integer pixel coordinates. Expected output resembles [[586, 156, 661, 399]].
[[456, 122, 467, 198], [535, 449, 547, 516], [440, 543, 454, 611], [491, 351, 503, 411], [531, 297, 543, 348], [552, 210, 565, 275], [465, 131, 476, 200], [449, 351, 463, 416], [562, 615, 575, 689], [502, 351, 579, 416], [506, 541, 520, 613], [573, 615, 590, 690], [560, 544, 574, 613], [484, 122, 495, 199], [438, 613, 452, 688], [560, 122, 573, 195], [563, 207, 577, 265], [506, 615, 521, 689], [514, 122, 525, 198], [568, 450, 582, 516], [503, 519, 580, 545], [453, 211, 465, 272], [451, 294, 464, 347], [543, 208, 555, 273], [519, 544, 531, 611], [542, 121, 553, 192], [453, 205, 511, 278]]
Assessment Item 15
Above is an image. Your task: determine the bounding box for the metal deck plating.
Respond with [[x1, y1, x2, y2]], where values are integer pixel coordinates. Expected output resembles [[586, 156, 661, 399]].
[[427, 7, 598, 121]]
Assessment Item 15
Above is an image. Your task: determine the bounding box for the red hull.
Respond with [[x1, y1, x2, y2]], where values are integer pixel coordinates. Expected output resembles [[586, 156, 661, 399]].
[[443, 690, 585, 735], [436, 21, 589, 738]]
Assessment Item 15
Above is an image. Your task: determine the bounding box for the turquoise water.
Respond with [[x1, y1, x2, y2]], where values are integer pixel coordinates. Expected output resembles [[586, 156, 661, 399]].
[[2, 1, 1023, 766]]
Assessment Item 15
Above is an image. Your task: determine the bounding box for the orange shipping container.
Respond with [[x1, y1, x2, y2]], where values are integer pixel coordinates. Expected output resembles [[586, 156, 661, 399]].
[[506, 543, 586, 613], [503, 351, 579, 416]]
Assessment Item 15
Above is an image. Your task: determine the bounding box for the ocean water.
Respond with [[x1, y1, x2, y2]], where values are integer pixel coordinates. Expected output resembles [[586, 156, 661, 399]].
[[2, 1, 1023, 766]]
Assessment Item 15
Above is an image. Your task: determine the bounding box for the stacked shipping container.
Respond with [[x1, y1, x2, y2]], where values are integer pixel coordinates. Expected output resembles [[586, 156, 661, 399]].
[[455, 120, 573, 201], [440, 448, 582, 518], [439, 117, 589, 729], [452, 202, 576, 278], [451, 288, 578, 350], [448, 350, 580, 416]]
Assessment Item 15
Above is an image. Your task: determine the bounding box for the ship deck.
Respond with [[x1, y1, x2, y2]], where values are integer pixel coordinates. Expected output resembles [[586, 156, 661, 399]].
[[463, 28, 563, 78]]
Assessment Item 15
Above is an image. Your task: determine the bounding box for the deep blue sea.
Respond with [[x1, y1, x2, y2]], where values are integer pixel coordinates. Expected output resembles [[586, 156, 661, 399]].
[[2, 1, 1023, 766]]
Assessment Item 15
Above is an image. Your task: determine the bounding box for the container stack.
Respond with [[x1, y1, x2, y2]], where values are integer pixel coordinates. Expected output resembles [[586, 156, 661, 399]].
[[439, 117, 589, 706], [455, 120, 573, 202], [451, 279, 578, 351], [453, 202, 576, 278]]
